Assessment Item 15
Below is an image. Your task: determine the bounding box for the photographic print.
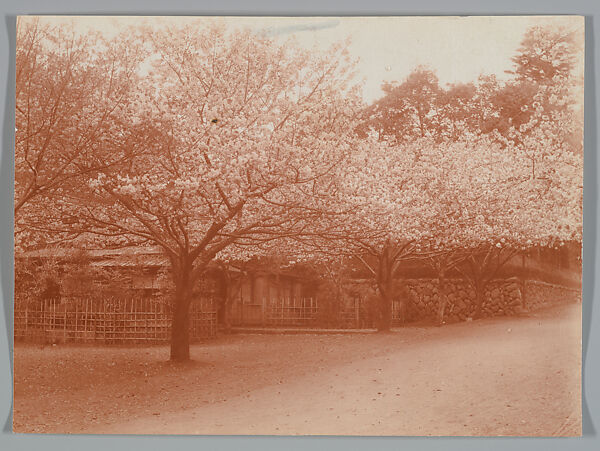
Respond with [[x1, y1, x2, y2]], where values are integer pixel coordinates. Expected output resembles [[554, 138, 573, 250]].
[[13, 16, 584, 435]]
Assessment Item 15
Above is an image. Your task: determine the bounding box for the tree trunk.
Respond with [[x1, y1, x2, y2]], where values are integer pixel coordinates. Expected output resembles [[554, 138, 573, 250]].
[[222, 279, 238, 334], [375, 245, 395, 332], [472, 281, 485, 319], [378, 288, 393, 332], [520, 253, 528, 310], [335, 281, 344, 328], [221, 297, 232, 334], [436, 268, 447, 326], [520, 279, 527, 311], [170, 260, 194, 361], [376, 272, 394, 332], [217, 269, 233, 334]]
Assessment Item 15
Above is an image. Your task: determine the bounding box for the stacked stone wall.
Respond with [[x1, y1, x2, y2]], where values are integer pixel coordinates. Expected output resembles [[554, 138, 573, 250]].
[[401, 279, 581, 322]]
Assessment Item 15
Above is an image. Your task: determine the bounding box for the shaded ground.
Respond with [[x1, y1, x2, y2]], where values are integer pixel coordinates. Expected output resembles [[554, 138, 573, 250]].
[[12, 302, 581, 436]]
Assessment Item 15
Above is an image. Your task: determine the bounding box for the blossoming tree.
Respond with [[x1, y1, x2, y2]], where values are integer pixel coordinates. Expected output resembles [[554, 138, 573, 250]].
[[15, 18, 146, 216], [36, 24, 363, 360], [345, 23, 583, 327]]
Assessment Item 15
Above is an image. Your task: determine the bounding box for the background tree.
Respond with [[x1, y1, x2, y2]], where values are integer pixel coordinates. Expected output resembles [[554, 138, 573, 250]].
[[360, 68, 442, 142], [436, 83, 478, 140], [510, 26, 580, 85], [485, 25, 583, 144]]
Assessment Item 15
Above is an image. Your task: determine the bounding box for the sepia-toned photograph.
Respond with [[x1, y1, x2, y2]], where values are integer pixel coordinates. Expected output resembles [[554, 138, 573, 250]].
[[13, 15, 584, 436]]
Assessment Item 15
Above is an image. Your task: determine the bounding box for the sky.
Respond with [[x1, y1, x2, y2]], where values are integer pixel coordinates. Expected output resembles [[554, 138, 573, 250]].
[[22, 15, 584, 103]]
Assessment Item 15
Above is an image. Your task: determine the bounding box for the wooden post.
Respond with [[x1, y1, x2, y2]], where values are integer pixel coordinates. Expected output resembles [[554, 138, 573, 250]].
[[189, 299, 194, 341], [51, 300, 55, 342], [307, 297, 311, 324], [521, 253, 528, 310], [103, 300, 106, 343], [249, 273, 255, 324], [154, 300, 157, 341], [40, 301, 44, 342], [44, 300, 47, 340], [293, 294, 297, 323], [85, 299, 89, 340], [63, 303, 67, 342], [109, 300, 113, 344], [149, 300, 153, 340], [42, 301, 46, 342], [265, 276, 271, 326], [240, 283, 244, 325], [129, 299, 133, 342], [110, 300, 113, 343], [24, 303, 28, 337], [44, 300, 49, 340]]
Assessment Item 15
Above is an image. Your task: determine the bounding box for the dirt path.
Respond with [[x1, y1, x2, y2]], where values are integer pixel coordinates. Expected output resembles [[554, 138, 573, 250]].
[[13, 303, 581, 436]]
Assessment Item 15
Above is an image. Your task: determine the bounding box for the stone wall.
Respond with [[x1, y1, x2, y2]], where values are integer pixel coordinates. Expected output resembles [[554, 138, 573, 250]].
[[402, 279, 581, 322]]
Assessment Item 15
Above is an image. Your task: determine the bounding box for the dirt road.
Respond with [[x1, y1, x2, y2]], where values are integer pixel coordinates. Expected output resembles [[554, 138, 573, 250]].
[[13, 302, 581, 436]]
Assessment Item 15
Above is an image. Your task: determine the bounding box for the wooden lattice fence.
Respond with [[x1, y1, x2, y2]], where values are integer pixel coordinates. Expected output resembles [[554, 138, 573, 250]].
[[14, 298, 217, 344], [264, 297, 319, 326]]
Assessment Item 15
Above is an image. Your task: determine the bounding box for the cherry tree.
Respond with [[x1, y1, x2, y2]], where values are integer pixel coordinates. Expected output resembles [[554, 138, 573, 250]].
[[15, 18, 146, 220], [319, 121, 581, 327], [451, 25, 582, 319], [423, 116, 580, 319], [34, 24, 363, 360], [348, 23, 583, 326], [351, 135, 515, 327], [298, 137, 440, 331]]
